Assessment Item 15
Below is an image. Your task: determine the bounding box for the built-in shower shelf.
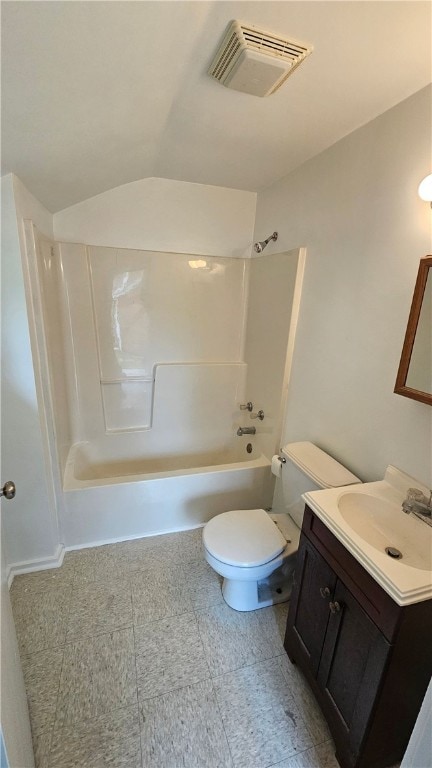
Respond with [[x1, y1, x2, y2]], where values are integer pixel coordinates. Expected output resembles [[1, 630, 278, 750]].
[[100, 377, 154, 384], [99, 363, 247, 435], [101, 379, 154, 432]]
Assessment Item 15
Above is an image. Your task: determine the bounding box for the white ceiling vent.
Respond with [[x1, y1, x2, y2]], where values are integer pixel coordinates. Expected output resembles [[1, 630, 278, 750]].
[[209, 21, 313, 97]]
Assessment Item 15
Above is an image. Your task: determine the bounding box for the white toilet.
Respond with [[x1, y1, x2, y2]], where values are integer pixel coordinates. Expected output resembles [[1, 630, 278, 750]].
[[203, 441, 361, 611]]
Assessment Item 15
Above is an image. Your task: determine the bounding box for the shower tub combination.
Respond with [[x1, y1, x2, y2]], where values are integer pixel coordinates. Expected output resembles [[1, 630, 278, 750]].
[[26, 223, 303, 553], [63, 440, 273, 547]]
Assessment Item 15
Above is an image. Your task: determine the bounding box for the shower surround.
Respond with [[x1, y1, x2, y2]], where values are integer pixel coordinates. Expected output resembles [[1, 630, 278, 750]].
[[27, 223, 301, 550]]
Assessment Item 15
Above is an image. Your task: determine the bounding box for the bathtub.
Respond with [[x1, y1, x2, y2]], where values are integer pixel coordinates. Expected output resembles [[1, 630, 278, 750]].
[[62, 442, 274, 549]]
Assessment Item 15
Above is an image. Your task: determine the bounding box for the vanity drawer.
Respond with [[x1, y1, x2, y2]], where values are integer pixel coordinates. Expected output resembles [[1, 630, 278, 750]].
[[302, 505, 401, 641]]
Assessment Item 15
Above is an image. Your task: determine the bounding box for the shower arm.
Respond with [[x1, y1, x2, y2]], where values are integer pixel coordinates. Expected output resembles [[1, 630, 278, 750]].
[[254, 232, 278, 254]]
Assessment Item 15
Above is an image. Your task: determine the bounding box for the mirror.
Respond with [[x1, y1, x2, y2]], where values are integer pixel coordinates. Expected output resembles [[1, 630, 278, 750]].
[[395, 256, 432, 405]]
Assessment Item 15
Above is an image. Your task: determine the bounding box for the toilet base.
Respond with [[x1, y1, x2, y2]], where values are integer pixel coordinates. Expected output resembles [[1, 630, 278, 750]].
[[203, 514, 300, 612], [221, 573, 293, 611]]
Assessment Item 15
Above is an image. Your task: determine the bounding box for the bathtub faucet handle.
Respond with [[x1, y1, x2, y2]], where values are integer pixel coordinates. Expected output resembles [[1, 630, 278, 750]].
[[250, 410, 264, 421], [239, 402, 253, 412]]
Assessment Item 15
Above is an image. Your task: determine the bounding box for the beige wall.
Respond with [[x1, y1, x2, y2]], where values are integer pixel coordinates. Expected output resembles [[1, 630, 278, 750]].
[[53, 177, 257, 258], [255, 85, 432, 486]]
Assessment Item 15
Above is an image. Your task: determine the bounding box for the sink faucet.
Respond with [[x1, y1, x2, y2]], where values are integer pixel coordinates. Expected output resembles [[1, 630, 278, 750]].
[[402, 488, 432, 521], [237, 426, 256, 436]]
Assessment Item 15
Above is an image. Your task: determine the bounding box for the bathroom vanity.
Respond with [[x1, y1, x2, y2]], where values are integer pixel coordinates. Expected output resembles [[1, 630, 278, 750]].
[[284, 480, 432, 768]]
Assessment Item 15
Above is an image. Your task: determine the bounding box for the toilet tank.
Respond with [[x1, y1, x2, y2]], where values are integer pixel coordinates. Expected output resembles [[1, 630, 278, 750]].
[[278, 441, 361, 529]]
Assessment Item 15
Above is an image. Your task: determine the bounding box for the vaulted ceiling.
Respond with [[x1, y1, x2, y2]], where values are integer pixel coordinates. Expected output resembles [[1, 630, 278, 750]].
[[2, 1, 431, 212]]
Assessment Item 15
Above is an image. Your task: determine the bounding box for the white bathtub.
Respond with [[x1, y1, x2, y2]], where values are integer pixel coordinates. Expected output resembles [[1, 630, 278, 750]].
[[62, 442, 273, 549]]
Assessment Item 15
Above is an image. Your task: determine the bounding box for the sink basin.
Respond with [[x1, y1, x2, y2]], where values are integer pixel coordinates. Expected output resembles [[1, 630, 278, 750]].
[[338, 493, 432, 572], [304, 466, 432, 604]]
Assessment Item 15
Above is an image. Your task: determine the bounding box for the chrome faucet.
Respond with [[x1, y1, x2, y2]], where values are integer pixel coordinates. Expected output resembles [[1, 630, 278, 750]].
[[402, 488, 432, 522], [237, 426, 256, 436]]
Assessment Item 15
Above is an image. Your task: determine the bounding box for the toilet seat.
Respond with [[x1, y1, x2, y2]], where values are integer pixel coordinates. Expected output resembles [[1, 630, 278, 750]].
[[203, 508, 286, 567]]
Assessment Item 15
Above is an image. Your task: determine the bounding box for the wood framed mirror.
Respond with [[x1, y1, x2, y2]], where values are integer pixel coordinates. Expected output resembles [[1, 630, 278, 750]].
[[395, 256, 432, 405]]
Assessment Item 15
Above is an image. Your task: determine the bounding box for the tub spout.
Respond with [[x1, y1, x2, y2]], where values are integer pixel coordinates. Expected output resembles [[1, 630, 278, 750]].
[[237, 426, 256, 436]]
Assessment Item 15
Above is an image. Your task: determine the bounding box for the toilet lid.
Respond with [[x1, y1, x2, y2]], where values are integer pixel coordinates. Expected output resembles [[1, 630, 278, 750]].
[[203, 508, 286, 568]]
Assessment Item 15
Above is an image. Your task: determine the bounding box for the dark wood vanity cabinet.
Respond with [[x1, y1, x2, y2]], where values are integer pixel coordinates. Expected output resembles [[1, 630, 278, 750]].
[[284, 506, 432, 768]]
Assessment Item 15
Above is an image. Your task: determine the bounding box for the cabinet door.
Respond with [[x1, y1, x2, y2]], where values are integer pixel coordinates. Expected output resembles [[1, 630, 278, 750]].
[[317, 580, 391, 757], [285, 535, 337, 675]]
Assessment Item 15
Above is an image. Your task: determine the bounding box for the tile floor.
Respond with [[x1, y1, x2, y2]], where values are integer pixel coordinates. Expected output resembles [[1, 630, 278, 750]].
[[11, 527, 341, 768]]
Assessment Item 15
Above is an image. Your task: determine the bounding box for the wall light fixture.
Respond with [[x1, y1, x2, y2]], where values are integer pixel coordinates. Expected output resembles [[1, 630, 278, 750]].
[[418, 174, 432, 207]]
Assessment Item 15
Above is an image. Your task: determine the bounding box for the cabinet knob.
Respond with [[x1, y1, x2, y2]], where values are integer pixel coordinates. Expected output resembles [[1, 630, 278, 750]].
[[329, 601, 342, 614], [319, 586, 331, 599]]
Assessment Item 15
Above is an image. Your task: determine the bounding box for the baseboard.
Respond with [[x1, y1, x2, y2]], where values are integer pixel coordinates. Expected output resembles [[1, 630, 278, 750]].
[[6, 522, 206, 587], [7, 544, 66, 589]]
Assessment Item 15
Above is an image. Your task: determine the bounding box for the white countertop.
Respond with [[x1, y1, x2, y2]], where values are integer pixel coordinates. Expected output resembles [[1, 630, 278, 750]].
[[303, 465, 432, 606]]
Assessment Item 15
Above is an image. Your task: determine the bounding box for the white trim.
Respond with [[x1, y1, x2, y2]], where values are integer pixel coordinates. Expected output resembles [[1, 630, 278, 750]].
[[7, 544, 65, 589], [6, 522, 208, 587], [21, 220, 65, 541]]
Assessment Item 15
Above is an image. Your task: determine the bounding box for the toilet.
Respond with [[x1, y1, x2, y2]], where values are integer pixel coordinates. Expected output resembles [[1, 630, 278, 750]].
[[203, 441, 361, 611]]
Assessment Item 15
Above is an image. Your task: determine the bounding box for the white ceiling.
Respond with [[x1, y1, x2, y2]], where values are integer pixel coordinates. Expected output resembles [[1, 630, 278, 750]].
[[2, 1, 431, 213]]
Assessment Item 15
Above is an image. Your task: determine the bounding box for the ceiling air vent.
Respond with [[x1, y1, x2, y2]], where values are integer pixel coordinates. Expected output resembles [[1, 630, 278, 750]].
[[208, 21, 313, 97]]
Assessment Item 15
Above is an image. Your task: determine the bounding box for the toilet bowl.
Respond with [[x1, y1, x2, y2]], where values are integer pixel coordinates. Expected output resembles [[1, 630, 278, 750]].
[[203, 441, 361, 611], [203, 508, 300, 611]]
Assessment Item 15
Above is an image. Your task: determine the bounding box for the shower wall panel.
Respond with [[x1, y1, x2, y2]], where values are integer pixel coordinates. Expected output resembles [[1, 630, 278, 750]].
[[58, 243, 248, 458], [59, 242, 103, 442], [151, 362, 246, 456], [36, 237, 73, 470], [244, 249, 300, 460]]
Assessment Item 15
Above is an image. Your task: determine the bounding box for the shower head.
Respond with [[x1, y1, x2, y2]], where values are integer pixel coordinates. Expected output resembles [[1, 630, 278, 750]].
[[254, 232, 278, 253]]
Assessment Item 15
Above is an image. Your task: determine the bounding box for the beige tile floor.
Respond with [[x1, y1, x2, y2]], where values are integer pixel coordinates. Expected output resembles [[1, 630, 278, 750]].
[[11, 527, 341, 768]]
